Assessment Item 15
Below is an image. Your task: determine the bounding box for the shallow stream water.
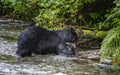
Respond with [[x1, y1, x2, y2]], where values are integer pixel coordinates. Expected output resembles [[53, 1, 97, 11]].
[[0, 19, 120, 75]]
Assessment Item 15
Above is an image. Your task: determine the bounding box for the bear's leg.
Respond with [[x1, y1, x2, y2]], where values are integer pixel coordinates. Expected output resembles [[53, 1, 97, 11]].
[[16, 49, 32, 58]]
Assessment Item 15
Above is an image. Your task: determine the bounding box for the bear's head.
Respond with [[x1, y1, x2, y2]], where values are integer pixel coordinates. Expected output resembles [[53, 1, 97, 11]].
[[64, 28, 78, 43]]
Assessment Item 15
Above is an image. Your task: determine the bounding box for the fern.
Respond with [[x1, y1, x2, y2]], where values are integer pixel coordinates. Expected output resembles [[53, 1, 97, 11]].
[[105, 8, 120, 22], [105, 0, 120, 22], [100, 0, 120, 69], [100, 27, 120, 69]]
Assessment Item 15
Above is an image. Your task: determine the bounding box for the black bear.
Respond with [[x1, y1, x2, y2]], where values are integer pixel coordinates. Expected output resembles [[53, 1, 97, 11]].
[[16, 26, 77, 58]]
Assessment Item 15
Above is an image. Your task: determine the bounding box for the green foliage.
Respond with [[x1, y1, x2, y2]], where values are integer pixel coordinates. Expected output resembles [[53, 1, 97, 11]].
[[105, 0, 120, 22], [99, 0, 120, 69], [89, 13, 101, 21], [35, 0, 115, 28], [12, 0, 40, 20], [105, 8, 120, 22], [98, 0, 120, 30], [35, 0, 85, 28], [37, 0, 115, 29], [0, 0, 14, 16], [112, 18, 120, 27], [0, 0, 116, 29], [100, 27, 120, 69], [1, 0, 114, 28], [95, 22, 111, 30]]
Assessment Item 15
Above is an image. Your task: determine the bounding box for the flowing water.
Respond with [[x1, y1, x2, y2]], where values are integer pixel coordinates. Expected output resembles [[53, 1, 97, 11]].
[[0, 19, 120, 75]]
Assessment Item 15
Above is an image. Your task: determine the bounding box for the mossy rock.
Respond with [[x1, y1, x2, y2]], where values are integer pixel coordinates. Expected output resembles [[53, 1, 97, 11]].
[[80, 30, 94, 39], [82, 30, 93, 35], [95, 31, 107, 39], [75, 28, 107, 40]]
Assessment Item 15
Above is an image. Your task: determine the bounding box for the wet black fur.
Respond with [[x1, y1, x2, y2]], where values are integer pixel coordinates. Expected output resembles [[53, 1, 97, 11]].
[[16, 26, 77, 58]]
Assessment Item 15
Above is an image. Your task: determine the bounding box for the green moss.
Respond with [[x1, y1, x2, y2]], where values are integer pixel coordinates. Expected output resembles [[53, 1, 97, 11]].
[[81, 30, 94, 39], [95, 31, 107, 39], [82, 30, 93, 35]]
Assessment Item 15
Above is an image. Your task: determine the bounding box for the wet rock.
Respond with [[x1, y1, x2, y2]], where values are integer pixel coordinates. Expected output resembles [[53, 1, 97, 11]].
[[93, 59, 114, 70], [88, 55, 100, 61], [76, 50, 100, 61], [0, 18, 33, 27], [101, 59, 112, 65], [0, 18, 14, 23], [97, 64, 113, 70]]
